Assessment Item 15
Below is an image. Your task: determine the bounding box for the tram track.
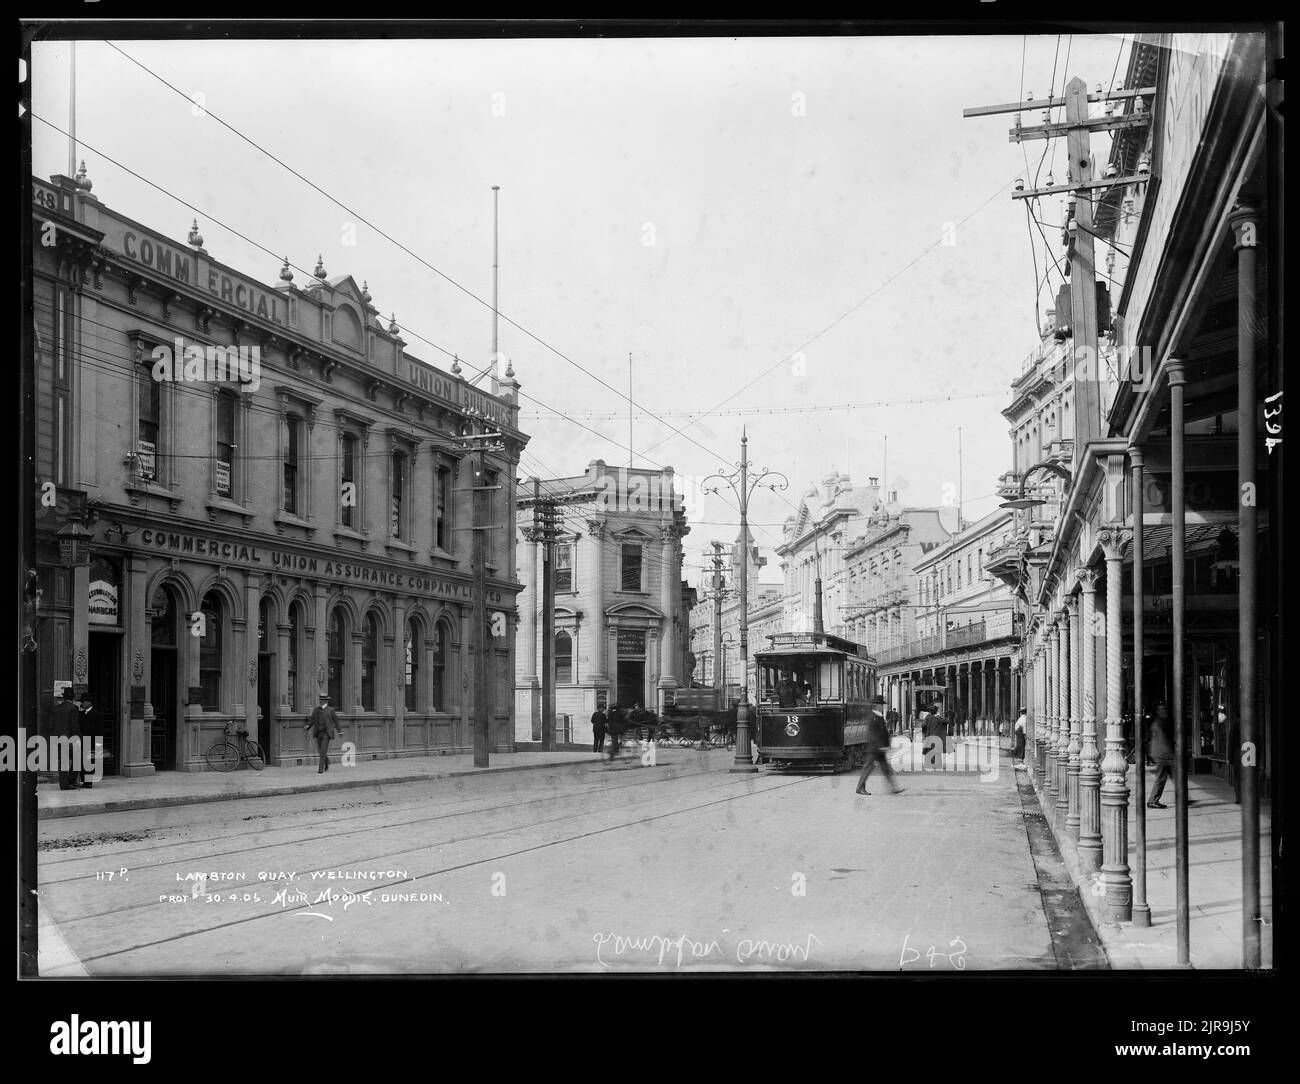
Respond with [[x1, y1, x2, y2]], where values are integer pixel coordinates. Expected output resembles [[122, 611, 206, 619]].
[[39, 759, 724, 878], [66, 772, 816, 966]]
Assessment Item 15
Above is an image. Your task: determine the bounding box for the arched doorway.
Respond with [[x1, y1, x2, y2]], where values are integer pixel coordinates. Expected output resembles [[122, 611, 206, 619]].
[[149, 587, 180, 771]]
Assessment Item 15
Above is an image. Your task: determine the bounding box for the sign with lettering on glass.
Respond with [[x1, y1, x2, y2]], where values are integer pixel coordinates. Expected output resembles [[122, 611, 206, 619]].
[[617, 630, 646, 657]]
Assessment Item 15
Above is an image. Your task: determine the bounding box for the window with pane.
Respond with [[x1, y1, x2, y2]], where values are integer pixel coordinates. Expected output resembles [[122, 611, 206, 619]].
[[405, 620, 420, 712], [328, 610, 345, 706], [361, 613, 379, 711], [284, 415, 301, 514], [138, 357, 160, 482], [434, 466, 451, 550], [341, 434, 357, 528], [391, 451, 407, 539], [287, 603, 301, 712], [431, 622, 447, 712], [555, 544, 573, 592], [199, 592, 223, 710], [216, 393, 236, 498], [555, 631, 573, 684], [620, 543, 642, 591]]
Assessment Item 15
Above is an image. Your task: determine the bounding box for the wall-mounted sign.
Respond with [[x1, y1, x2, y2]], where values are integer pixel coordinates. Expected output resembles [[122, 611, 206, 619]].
[[617, 630, 646, 657], [88, 580, 119, 625]]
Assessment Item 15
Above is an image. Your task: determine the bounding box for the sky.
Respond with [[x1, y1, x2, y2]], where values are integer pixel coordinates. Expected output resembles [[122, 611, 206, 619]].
[[30, 29, 1134, 589]]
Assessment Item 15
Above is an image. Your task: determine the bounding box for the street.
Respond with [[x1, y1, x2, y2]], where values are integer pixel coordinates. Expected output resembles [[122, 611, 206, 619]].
[[38, 747, 1104, 974]]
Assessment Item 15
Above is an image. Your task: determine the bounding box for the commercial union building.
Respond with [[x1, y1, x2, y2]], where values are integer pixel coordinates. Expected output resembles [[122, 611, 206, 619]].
[[31, 168, 527, 773]]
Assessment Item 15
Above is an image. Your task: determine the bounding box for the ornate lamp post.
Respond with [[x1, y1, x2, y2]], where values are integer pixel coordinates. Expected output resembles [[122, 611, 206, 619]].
[[703, 430, 788, 773]]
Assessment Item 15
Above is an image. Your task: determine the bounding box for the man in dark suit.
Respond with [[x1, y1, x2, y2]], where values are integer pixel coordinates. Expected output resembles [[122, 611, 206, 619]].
[[50, 688, 82, 790], [78, 693, 104, 788], [590, 708, 608, 753], [856, 695, 904, 796], [605, 705, 626, 761], [304, 693, 341, 773]]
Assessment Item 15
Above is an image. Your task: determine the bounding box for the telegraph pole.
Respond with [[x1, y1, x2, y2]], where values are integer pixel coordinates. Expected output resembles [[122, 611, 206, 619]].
[[965, 77, 1154, 472], [711, 541, 725, 690], [458, 405, 506, 768], [538, 491, 558, 751]]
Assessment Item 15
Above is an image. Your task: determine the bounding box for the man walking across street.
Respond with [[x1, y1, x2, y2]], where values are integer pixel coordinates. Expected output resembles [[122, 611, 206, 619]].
[[856, 695, 903, 797], [605, 704, 627, 761], [591, 707, 608, 754], [305, 693, 341, 773], [78, 693, 104, 788], [1146, 702, 1174, 809]]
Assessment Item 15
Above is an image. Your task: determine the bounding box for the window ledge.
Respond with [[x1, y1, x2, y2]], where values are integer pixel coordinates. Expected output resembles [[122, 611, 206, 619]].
[[428, 547, 458, 562], [205, 496, 255, 526], [273, 510, 317, 537], [333, 525, 371, 549], [125, 480, 182, 512], [385, 537, 418, 558]]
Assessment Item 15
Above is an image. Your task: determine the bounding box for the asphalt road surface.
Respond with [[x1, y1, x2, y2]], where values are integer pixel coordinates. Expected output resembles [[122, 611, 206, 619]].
[[37, 747, 1106, 974]]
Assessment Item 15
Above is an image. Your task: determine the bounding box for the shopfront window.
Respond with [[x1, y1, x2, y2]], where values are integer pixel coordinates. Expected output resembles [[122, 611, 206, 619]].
[[431, 622, 448, 712], [327, 610, 346, 706], [198, 592, 223, 710], [361, 613, 379, 711], [405, 619, 420, 712]]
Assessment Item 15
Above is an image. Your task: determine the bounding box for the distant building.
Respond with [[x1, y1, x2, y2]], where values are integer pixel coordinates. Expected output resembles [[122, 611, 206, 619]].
[[514, 460, 689, 744]]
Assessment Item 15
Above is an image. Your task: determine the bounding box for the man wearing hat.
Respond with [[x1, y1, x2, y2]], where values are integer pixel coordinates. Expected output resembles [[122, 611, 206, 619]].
[[856, 694, 903, 797], [304, 693, 341, 774]]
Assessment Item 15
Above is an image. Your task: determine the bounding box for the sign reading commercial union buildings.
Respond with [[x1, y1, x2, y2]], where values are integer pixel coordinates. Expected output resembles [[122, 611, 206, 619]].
[[137, 528, 507, 603]]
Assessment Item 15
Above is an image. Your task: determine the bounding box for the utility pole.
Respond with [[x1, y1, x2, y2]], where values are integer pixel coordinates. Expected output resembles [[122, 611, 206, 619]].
[[458, 405, 506, 768], [711, 541, 725, 690], [965, 77, 1154, 473]]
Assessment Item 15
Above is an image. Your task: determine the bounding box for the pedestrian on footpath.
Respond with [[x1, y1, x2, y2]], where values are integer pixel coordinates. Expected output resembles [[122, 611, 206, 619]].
[[590, 708, 608, 754], [50, 688, 82, 790], [606, 704, 627, 761], [1147, 703, 1174, 809], [856, 696, 903, 796], [1013, 710, 1027, 767], [78, 693, 103, 788], [305, 693, 341, 774]]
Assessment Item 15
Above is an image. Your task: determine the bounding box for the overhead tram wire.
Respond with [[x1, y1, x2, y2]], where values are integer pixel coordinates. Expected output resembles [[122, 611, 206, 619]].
[[98, 42, 761, 483], [639, 172, 1020, 461], [30, 115, 467, 373]]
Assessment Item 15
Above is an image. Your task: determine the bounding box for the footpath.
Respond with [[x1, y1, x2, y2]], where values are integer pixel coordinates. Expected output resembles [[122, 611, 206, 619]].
[[36, 748, 616, 821], [1019, 752, 1274, 970]]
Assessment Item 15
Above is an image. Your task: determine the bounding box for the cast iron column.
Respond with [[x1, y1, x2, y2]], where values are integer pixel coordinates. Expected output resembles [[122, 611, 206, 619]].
[[1077, 567, 1102, 872], [1055, 606, 1071, 822], [1066, 593, 1082, 838], [1131, 445, 1151, 927], [1099, 527, 1134, 920], [1170, 359, 1190, 965]]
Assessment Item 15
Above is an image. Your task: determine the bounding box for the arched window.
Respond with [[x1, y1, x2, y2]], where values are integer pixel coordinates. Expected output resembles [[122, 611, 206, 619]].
[[431, 623, 447, 712], [405, 619, 421, 712], [328, 609, 346, 706], [288, 602, 303, 712], [555, 631, 573, 684], [340, 434, 358, 528], [361, 612, 379, 711], [198, 591, 223, 710]]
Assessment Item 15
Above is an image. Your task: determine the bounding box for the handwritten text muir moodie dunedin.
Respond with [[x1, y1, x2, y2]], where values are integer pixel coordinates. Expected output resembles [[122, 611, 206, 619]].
[[137, 528, 505, 601]]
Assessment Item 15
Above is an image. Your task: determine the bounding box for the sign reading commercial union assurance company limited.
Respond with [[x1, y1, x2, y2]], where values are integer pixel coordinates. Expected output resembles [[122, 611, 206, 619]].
[[137, 528, 506, 603]]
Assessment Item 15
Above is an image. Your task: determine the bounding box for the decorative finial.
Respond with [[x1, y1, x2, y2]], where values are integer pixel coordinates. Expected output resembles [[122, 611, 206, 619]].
[[451, 354, 462, 376], [187, 218, 203, 248], [279, 257, 294, 283], [388, 313, 399, 335], [314, 255, 327, 280], [504, 358, 514, 379], [75, 160, 92, 192], [361, 280, 372, 304]]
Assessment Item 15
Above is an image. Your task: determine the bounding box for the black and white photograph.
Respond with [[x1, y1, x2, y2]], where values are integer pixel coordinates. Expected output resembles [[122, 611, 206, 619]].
[[17, 14, 1280, 1020]]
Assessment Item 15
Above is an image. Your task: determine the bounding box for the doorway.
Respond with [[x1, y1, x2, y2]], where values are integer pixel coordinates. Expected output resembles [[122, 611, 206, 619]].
[[616, 660, 644, 712], [87, 632, 121, 776], [150, 588, 179, 771]]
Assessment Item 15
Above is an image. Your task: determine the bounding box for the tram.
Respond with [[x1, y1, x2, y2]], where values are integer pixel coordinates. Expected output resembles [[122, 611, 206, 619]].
[[754, 630, 878, 771]]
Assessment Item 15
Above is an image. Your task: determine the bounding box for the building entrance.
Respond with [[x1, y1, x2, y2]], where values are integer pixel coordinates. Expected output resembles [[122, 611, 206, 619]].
[[616, 660, 644, 711], [87, 631, 121, 777]]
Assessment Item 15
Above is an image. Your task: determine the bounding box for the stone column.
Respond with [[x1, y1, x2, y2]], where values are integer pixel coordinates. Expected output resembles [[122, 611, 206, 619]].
[[1066, 594, 1082, 838], [1099, 527, 1134, 921], [586, 519, 606, 686], [994, 658, 1003, 735], [393, 596, 406, 750], [244, 574, 260, 752], [122, 554, 155, 776], [1077, 567, 1102, 872], [1055, 605, 1071, 822], [659, 523, 683, 690]]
